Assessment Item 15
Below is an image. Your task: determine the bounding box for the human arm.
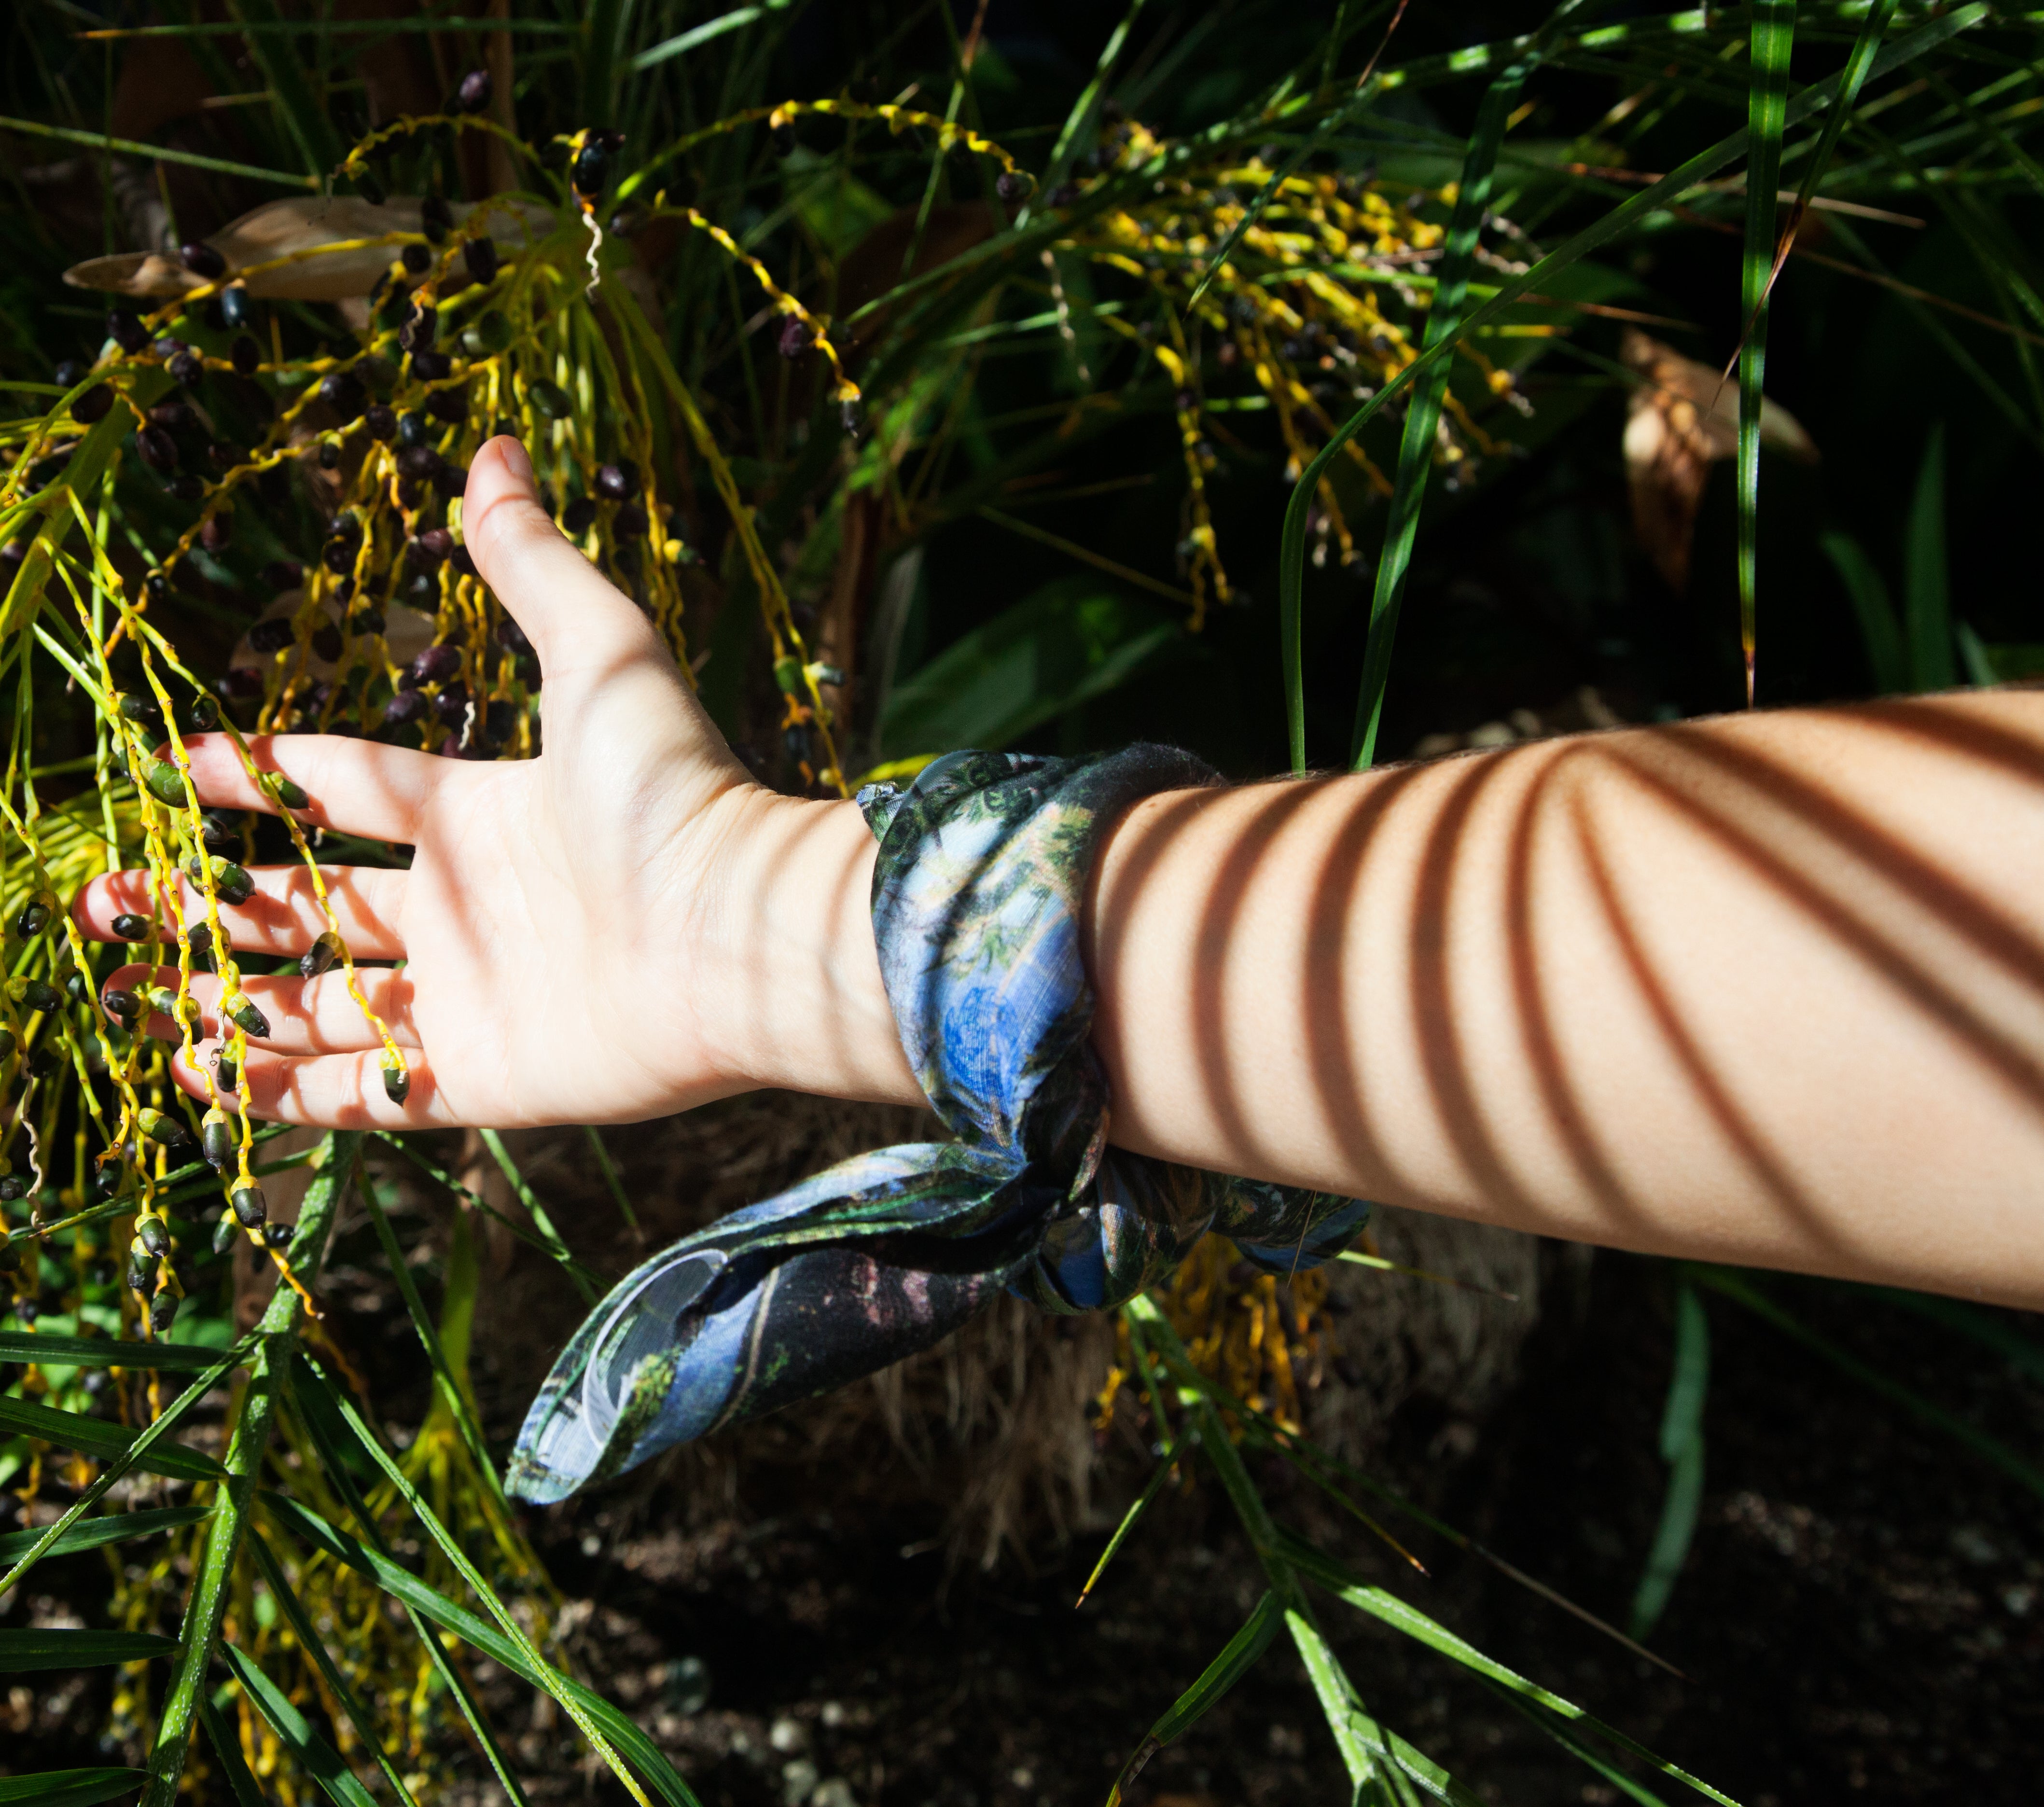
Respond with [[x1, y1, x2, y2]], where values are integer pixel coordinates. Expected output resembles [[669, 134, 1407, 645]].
[[76, 439, 2044, 1307]]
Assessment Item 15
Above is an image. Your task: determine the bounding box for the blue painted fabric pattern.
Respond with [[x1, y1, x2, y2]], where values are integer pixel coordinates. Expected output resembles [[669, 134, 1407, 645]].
[[505, 748, 1371, 1505]]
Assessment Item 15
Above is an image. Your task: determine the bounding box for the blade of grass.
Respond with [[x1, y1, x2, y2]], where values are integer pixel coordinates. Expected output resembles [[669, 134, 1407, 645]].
[[301, 1356, 658, 1807], [1106, 1591, 1282, 1805], [0, 115, 318, 189], [1480, 1682, 1676, 1807], [583, 1126, 641, 1232], [1285, 1607, 1446, 1806], [220, 1639, 378, 1807], [1017, 0, 1151, 225], [140, 1132, 361, 1807], [0, 1629, 181, 1670], [1277, 1, 1994, 770], [223, 0, 345, 178], [355, 1161, 512, 1512], [272, 1369, 535, 1807], [0, 1390, 226, 1481], [1756, 0, 1899, 312], [369, 1130, 605, 1289], [1688, 1264, 2044, 1500], [1856, 1285, 2044, 1384], [0, 1334, 255, 1597], [1629, 1279, 1710, 1640], [0, 1330, 236, 1370], [1818, 530, 1905, 692], [1277, 1530, 1736, 1805], [198, 1695, 268, 1807], [0, 1504, 209, 1566], [0, 1774, 148, 1807], [1904, 422, 1953, 690], [1076, 1437, 1181, 1608], [262, 1487, 698, 1807], [1123, 1295, 1396, 1798], [1734, 0, 1799, 708], [1347, 0, 1599, 767], [246, 1527, 420, 1807], [477, 1126, 597, 1304], [626, 3, 794, 76]]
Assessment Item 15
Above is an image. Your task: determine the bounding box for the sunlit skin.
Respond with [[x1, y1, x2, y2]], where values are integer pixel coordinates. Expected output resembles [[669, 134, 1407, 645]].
[[74, 437, 2044, 1308]]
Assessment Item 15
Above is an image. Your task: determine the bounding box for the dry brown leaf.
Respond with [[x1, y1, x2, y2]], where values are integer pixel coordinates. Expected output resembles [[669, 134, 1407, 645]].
[[63, 194, 555, 302], [1620, 327, 1818, 592]]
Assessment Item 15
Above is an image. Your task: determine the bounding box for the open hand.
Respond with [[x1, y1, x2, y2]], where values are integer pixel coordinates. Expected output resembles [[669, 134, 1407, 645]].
[[73, 436, 849, 1129]]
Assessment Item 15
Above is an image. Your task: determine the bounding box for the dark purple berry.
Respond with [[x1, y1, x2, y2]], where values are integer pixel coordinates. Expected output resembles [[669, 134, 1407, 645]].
[[170, 473, 206, 501], [456, 67, 492, 112], [384, 688, 427, 725], [449, 544, 477, 578], [401, 243, 433, 275], [180, 240, 226, 278], [248, 619, 294, 653], [411, 350, 452, 383], [777, 316, 813, 359], [411, 643, 461, 686], [421, 195, 453, 245], [72, 382, 113, 424], [562, 496, 597, 535], [432, 681, 471, 724], [218, 667, 265, 698], [426, 386, 468, 423], [594, 460, 639, 500], [494, 616, 531, 655], [365, 403, 397, 442], [465, 236, 498, 284], [413, 527, 454, 563], [135, 426, 179, 472], [311, 623, 344, 662], [231, 336, 261, 376], [199, 511, 233, 552], [614, 502, 647, 539], [167, 350, 204, 387], [396, 445, 442, 481], [318, 371, 365, 421]]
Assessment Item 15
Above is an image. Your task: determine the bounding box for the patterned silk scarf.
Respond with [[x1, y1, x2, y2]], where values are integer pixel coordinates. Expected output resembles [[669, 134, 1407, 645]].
[[505, 748, 1369, 1504]]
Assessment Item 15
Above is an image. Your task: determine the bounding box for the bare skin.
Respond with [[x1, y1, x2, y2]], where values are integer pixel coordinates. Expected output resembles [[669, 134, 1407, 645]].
[[74, 438, 2044, 1307]]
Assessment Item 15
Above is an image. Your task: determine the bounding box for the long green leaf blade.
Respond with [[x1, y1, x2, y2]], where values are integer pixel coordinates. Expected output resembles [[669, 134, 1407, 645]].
[[1818, 530, 1905, 693], [1108, 1591, 1281, 1804], [0, 1331, 235, 1370], [0, 1392, 225, 1481], [0, 1628, 180, 1671], [1905, 422, 1954, 689], [1278, 1532, 1738, 1804], [220, 1640, 380, 1807], [141, 1132, 361, 1807], [260, 1489, 700, 1807], [1736, 0, 1799, 707], [0, 1504, 210, 1566], [247, 1529, 421, 1807], [0, 1771, 149, 1807], [199, 1695, 269, 1807], [1345, 0, 1594, 770], [1689, 1265, 2044, 1499], [1630, 1279, 1710, 1639]]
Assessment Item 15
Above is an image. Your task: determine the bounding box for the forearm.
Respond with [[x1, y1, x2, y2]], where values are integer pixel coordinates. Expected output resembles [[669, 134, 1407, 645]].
[[738, 692, 2044, 1306], [1088, 691, 2044, 1306]]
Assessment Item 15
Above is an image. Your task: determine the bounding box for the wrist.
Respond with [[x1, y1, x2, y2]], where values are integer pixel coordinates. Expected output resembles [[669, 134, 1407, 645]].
[[688, 785, 922, 1107]]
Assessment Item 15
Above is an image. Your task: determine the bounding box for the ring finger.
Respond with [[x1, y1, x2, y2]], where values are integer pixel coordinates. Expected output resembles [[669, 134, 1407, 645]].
[[108, 964, 418, 1055]]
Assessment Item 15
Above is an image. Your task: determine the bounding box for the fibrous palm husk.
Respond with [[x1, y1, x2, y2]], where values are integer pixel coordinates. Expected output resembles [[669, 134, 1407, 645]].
[[1620, 327, 1819, 591], [63, 194, 554, 300]]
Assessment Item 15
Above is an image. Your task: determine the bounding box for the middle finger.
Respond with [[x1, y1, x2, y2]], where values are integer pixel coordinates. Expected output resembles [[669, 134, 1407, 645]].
[[76, 864, 408, 960]]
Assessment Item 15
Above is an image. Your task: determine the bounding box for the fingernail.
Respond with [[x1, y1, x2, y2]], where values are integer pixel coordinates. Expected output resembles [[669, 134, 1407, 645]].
[[499, 435, 533, 486]]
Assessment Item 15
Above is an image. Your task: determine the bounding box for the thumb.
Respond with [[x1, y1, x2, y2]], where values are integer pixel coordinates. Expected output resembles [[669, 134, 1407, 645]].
[[461, 435, 664, 682]]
